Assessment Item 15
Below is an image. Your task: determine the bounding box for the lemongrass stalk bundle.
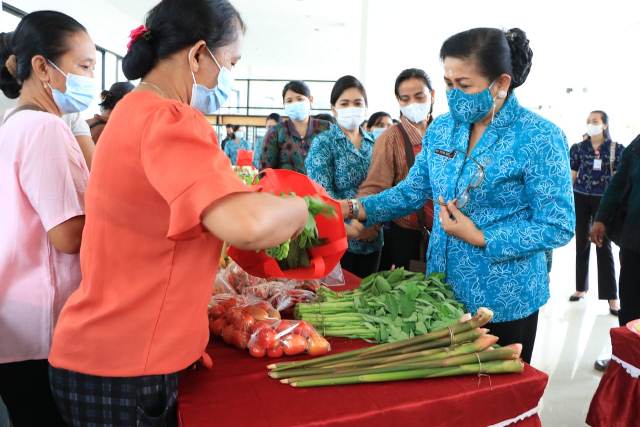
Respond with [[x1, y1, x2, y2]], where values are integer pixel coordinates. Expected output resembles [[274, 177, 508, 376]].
[[290, 359, 525, 388], [280, 345, 522, 384]]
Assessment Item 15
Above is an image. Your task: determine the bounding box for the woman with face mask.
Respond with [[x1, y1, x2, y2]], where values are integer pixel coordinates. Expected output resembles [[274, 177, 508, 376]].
[[223, 125, 251, 165], [366, 111, 393, 140], [341, 28, 575, 364], [306, 75, 382, 278], [0, 11, 95, 426], [569, 111, 624, 314], [358, 68, 436, 271], [47, 1, 308, 425], [260, 80, 331, 173]]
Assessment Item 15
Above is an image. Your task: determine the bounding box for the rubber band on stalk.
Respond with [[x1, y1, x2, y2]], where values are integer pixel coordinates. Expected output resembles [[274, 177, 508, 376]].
[[475, 352, 492, 390], [447, 326, 455, 347]]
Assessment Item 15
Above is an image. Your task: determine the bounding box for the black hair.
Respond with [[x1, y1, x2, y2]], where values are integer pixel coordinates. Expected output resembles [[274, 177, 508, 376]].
[[394, 68, 433, 97], [591, 110, 612, 141], [314, 113, 336, 124], [123, 0, 245, 80], [0, 11, 86, 99], [330, 75, 368, 106], [226, 124, 234, 128], [392, 118, 400, 125], [282, 80, 311, 100], [367, 112, 391, 129], [266, 112, 281, 123], [100, 81, 135, 110], [439, 27, 533, 92]]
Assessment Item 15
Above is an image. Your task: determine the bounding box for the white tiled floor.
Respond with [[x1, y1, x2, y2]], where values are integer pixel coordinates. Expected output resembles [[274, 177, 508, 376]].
[[532, 239, 620, 426]]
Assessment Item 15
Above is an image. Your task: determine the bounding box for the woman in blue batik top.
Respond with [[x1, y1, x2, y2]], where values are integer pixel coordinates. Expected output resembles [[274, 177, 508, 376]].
[[569, 110, 624, 315], [306, 75, 382, 278], [223, 127, 252, 165], [341, 28, 575, 364]]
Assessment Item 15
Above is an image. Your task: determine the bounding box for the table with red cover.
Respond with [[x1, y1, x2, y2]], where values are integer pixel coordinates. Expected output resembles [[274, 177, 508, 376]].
[[587, 326, 640, 426], [178, 271, 548, 427]]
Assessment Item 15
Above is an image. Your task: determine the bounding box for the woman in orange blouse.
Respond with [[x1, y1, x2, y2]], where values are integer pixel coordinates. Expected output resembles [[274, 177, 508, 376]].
[[48, 1, 308, 425]]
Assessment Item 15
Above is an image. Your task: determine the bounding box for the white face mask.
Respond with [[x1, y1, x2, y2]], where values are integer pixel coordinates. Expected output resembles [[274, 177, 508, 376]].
[[400, 102, 431, 124], [336, 107, 366, 131], [586, 123, 604, 137], [235, 130, 245, 140]]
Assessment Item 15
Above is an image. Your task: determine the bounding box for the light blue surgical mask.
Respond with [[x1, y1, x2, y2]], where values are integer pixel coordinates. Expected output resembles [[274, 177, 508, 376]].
[[190, 47, 234, 114], [371, 127, 385, 140], [284, 100, 311, 121], [48, 61, 97, 114], [446, 82, 496, 124]]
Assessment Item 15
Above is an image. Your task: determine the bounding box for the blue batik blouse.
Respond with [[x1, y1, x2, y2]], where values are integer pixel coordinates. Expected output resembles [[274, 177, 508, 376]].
[[360, 95, 575, 322], [306, 124, 383, 255]]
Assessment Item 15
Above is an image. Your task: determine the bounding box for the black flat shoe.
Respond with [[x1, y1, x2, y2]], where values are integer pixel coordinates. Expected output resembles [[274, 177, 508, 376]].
[[610, 308, 619, 316], [594, 359, 611, 372], [569, 294, 585, 302]]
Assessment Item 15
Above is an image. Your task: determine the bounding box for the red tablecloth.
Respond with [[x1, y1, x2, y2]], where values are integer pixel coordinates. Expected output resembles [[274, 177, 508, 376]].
[[179, 271, 547, 427], [587, 326, 640, 426]]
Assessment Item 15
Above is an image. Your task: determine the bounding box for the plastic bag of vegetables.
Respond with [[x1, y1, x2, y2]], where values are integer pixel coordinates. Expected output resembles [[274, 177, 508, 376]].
[[208, 294, 330, 358], [247, 319, 331, 359], [228, 168, 348, 280]]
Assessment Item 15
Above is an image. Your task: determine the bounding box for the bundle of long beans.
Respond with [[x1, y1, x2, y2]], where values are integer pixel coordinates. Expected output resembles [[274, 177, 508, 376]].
[[268, 308, 525, 387]]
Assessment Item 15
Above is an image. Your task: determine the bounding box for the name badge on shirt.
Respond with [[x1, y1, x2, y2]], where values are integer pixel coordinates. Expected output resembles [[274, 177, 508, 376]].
[[435, 149, 456, 159], [593, 158, 602, 171]]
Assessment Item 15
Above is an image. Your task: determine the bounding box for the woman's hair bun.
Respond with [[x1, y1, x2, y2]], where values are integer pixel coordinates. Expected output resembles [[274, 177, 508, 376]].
[[122, 32, 156, 81], [505, 28, 533, 89], [0, 32, 21, 99]]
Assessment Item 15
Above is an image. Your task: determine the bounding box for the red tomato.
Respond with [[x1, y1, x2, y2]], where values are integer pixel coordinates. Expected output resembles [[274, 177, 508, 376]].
[[293, 321, 314, 337], [251, 320, 274, 334], [239, 313, 255, 332], [222, 323, 236, 345], [256, 328, 277, 350], [249, 345, 266, 358], [267, 345, 284, 358], [275, 320, 296, 334], [209, 304, 225, 319], [307, 335, 331, 356], [283, 334, 307, 356], [210, 317, 226, 336], [244, 306, 269, 321], [220, 297, 237, 309], [232, 330, 250, 349]]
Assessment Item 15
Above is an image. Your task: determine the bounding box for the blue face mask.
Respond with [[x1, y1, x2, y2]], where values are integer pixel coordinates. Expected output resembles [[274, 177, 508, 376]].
[[371, 127, 385, 140], [48, 61, 97, 114], [190, 47, 234, 114], [284, 100, 310, 121], [446, 82, 496, 124]]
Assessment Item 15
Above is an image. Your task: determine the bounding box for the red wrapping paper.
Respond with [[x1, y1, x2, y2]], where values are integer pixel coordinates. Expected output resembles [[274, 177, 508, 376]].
[[587, 327, 640, 426], [179, 271, 546, 427]]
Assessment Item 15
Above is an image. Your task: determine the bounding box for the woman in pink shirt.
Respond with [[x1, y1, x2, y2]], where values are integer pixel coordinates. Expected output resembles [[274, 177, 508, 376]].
[[0, 11, 96, 426]]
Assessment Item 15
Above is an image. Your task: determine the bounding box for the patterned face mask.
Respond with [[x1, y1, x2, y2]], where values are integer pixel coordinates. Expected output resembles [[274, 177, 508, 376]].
[[446, 82, 496, 124]]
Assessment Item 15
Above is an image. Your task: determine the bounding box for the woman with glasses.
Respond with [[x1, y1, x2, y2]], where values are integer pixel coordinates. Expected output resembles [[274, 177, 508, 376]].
[[341, 28, 575, 364]]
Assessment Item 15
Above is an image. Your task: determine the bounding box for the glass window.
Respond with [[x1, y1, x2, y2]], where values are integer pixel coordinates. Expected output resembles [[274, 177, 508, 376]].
[[104, 52, 117, 89]]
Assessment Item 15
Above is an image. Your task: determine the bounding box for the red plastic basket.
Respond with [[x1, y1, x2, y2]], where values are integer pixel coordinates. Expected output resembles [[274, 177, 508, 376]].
[[227, 168, 347, 279]]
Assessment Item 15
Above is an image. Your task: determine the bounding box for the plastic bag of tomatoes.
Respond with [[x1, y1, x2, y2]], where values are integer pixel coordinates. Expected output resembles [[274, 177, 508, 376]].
[[247, 319, 331, 359], [208, 294, 330, 358]]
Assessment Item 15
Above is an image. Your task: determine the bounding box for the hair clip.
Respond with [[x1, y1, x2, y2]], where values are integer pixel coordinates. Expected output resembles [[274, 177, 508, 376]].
[[127, 25, 151, 51]]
